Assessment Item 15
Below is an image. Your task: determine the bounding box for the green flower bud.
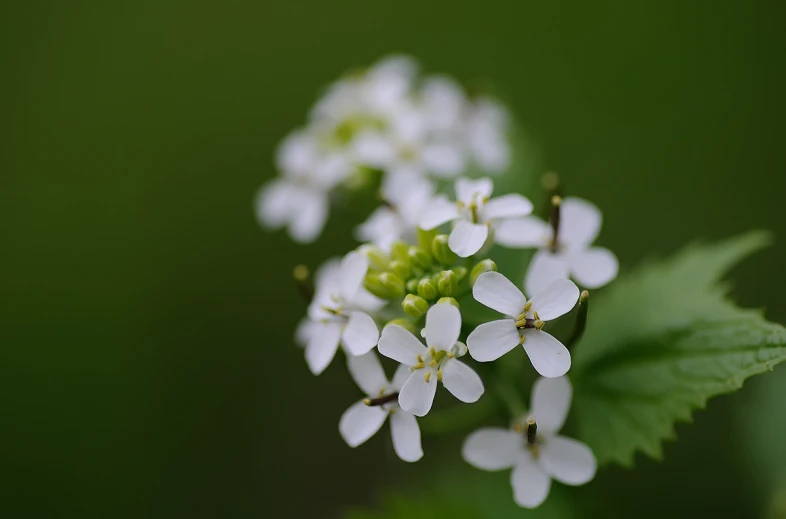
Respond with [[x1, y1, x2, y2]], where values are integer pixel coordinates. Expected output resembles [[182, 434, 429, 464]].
[[390, 240, 410, 263], [417, 278, 439, 301], [390, 260, 411, 280], [359, 244, 389, 272], [406, 279, 419, 294], [453, 266, 468, 283], [432, 234, 457, 266], [385, 318, 417, 334], [437, 270, 458, 296], [408, 246, 432, 270], [417, 227, 438, 254], [402, 294, 429, 318], [437, 297, 459, 307], [470, 259, 498, 285], [364, 272, 405, 299]]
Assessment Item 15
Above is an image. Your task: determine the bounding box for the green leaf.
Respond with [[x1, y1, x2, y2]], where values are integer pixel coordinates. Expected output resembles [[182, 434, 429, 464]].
[[571, 231, 786, 467]]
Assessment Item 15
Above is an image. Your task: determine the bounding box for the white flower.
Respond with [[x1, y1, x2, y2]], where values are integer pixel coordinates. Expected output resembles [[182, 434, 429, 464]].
[[378, 304, 484, 416], [495, 197, 619, 295], [355, 171, 436, 250], [462, 376, 597, 508], [255, 130, 352, 243], [466, 273, 578, 377], [463, 97, 511, 174], [303, 252, 385, 375], [419, 177, 533, 258], [339, 351, 423, 462]]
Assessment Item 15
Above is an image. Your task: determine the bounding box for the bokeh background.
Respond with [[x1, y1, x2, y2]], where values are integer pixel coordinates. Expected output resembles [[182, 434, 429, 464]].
[[3, 0, 786, 517]]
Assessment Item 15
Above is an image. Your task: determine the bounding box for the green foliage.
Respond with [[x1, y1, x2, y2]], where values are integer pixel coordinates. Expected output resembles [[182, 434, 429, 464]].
[[571, 231, 786, 467]]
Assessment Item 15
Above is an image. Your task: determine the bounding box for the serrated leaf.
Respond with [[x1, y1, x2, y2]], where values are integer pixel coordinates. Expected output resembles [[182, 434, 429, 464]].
[[571, 231, 786, 467]]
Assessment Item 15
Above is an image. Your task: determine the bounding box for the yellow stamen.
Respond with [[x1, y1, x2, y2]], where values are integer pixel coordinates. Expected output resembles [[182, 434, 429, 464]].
[[437, 369, 443, 382], [363, 398, 372, 406], [424, 371, 431, 382]]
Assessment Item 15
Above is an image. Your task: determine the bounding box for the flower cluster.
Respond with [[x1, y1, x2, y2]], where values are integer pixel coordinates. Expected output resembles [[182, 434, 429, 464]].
[[259, 55, 619, 508], [255, 55, 511, 244]]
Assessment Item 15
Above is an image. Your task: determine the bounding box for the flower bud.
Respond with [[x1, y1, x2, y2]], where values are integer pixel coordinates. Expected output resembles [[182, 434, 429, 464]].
[[390, 260, 411, 280], [408, 246, 432, 270], [432, 234, 457, 266], [390, 240, 410, 263], [437, 297, 459, 307], [417, 227, 438, 254], [402, 294, 429, 318], [453, 266, 468, 283], [470, 259, 498, 285], [417, 278, 439, 301], [385, 318, 417, 334], [406, 279, 419, 294], [364, 272, 405, 299], [437, 270, 458, 296], [359, 244, 389, 272]]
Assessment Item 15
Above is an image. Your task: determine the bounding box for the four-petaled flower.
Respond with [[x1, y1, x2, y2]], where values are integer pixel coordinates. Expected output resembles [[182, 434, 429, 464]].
[[419, 178, 533, 258], [339, 351, 423, 462], [304, 251, 385, 375], [378, 303, 484, 416], [495, 197, 618, 295], [467, 273, 579, 377], [462, 376, 596, 508]]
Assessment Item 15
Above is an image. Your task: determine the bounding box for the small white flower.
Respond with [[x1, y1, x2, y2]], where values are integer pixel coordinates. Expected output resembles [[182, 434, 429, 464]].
[[303, 252, 385, 375], [355, 171, 436, 250], [466, 273, 578, 378], [462, 376, 597, 509], [378, 304, 484, 416], [419, 177, 533, 258], [255, 130, 352, 243], [495, 197, 619, 295], [339, 351, 423, 462]]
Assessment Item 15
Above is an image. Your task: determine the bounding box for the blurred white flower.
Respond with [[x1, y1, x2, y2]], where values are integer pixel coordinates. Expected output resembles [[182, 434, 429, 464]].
[[339, 351, 423, 462], [355, 171, 436, 250], [463, 97, 511, 174], [495, 197, 619, 295], [255, 130, 352, 243], [302, 252, 385, 375], [378, 303, 483, 416], [467, 273, 578, 377], [462, 377, 596, 508], [419, 177, 533, 257]]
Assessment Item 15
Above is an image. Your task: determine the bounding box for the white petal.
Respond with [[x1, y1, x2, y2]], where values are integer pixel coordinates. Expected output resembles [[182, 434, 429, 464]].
[[389, 411, 423, 462], [342, 311, 379, 356], [462, 428, 521, 470], [255, 180, 292, 229], [528, 278, 580, 321], [424, 303, 461, 351], [275, 130, 316, 175], [398, 370, 437, 417], [347, 351, 389, 396], [391, 363, 411, 391], [472, 271, 526, 317], [521, 330, 571, 378], [288, 190, 328, 244], [467, 320, 520, 362], [295, 318, 316, 348], [382, 169, 435, 207], [313, 258, 342, 292], [441, 359, 484, 403], [569, 247, 619, 289], [419, 195, 459, 230], [305, 322, 342, 375], [421, 141, 466, 178], [352, 132, 397, 168], [378, 325, 428, 366], [355, 207, 402, 250], [339, 251, 368, 302], [559, 197, 602, 248], [339, 400, 388, 448], [524, 249, 571, 297], [530, 376, 572, 436], [540, 436, 597, 485], [481, 194, 533, 221], [494, 216, 551, 248], [455, 177, 493, 205], [510, 458, 552, 509], [448, 220, 489, 258]]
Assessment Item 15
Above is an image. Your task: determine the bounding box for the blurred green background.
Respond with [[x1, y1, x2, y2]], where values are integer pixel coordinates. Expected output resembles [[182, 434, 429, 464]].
[[3, 0, 786, 517]]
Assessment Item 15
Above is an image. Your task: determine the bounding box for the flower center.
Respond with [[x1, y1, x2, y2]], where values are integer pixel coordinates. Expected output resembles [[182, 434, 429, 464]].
[[514, 303, 544, 330], [410, 346, 454, 382]]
